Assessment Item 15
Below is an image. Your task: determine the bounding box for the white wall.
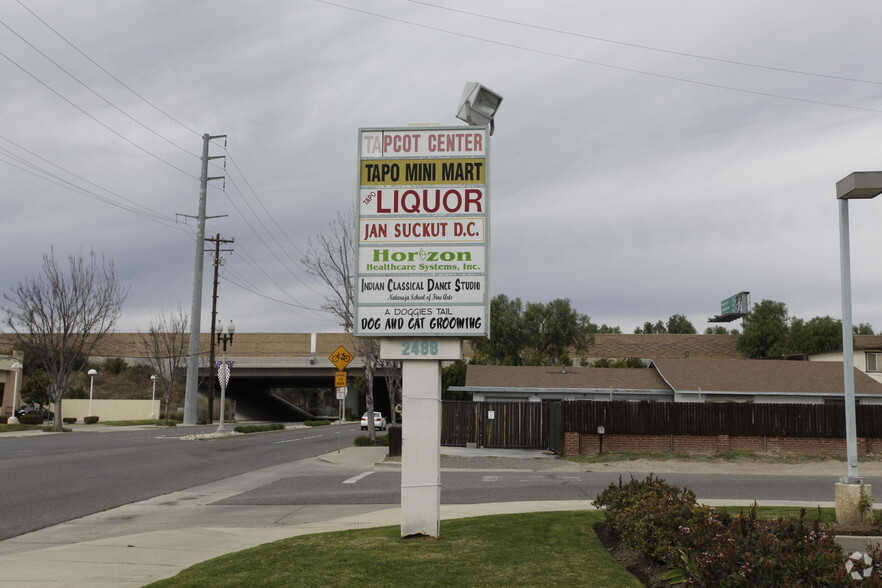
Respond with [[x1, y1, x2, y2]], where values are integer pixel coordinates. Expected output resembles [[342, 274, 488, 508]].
[[51, 399, 160, 422]]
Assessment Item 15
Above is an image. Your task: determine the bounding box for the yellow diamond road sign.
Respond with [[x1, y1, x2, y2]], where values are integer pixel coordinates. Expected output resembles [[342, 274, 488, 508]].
[[329, 346, 354, 371]]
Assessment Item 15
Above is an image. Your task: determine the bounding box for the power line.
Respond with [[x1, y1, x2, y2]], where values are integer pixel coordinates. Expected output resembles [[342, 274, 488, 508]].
[[0, 48, 200, 179], [220, 150, 325, 297], [317, 0, 882, 115], [0, 134, 176, 224], [406, 0, 882, 87], [0, 16, 199, 160], [0, 149, 184, 231], [15, 0, 203, 138]]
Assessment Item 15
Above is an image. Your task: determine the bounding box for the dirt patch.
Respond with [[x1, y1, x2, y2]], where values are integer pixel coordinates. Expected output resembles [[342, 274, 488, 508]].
[[441, 454, 882, 477], [593, 522, 670, 588]]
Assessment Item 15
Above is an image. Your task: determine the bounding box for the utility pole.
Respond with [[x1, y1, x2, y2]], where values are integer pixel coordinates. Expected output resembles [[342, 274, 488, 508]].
[[206, 233, 234, 424], [183, 133, 226, 425]]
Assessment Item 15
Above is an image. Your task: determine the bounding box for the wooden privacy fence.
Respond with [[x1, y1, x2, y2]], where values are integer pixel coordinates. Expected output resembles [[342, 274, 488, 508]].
[[441, 401, 548, 448], [563, 401, 882, 439], [441, 400, 882, 450]]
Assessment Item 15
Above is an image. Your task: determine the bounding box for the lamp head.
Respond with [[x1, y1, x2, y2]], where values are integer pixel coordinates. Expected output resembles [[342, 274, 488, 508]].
[[88, 369, 97, 376], [456, 82, 503, 134], [836, 172, 882, 199]]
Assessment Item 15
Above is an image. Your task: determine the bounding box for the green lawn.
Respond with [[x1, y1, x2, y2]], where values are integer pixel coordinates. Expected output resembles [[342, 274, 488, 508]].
[[145, 506, 838, 588], [145, 511, 642, 588]]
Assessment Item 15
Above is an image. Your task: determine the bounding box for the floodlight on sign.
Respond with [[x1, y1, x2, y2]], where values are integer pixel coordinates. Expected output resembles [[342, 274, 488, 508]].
[[456, 82, 503, 134]]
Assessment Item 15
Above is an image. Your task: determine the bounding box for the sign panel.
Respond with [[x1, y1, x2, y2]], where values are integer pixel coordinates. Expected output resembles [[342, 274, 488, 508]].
[[335, 371, 347, 387], [358, 246, 485, 275], [379, 338, 463, 361], [328, 346, 354, 370], [360, 188, 485, 216], [357, 305, 485, 336], [359, 218, 484, 243], [355, 126, 490, 338], [360, 128, 486, 158], [358, 276, 485, 305]]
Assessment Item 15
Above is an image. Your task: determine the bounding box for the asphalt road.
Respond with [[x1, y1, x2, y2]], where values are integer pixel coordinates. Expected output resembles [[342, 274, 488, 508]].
[[2, 426, 875, 542], [0, 424, 361, 540], [218, 468, 856, 506]]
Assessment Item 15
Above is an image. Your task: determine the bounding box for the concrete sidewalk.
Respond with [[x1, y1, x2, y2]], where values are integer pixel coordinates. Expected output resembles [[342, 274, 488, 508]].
[[0, 444, 843, 588]]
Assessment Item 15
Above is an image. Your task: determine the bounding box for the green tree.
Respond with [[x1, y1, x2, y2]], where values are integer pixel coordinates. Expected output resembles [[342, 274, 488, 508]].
[[704, 326, 735, 334], [522, 298, 592, 365], [788, 316, 842, 354], [737, 299, 790, 358], [471, 294, 525, 365], [665, 314, 696, 334], [441, 360, 469, 400], [634, 314, 696, 334], [854, 323, 875, 335], [585, 357, 644, 368], [595, 324, 622, 334], [634, 320, 666, 334], [471, 295, 594, 366]]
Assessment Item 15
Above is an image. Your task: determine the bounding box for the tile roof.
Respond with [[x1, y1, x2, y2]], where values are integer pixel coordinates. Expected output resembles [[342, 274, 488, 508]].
[[651, 358, 882, 395], [465, 364, 670, 391], [463, 359, 882, 397]]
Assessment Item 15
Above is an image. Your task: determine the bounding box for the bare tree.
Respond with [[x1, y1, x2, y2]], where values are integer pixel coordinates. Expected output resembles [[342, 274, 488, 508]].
[[139, 307, 188, 425], [301, 209, 356, 331], [381, 358, 402, 426], [2, 249, 128, 431], [302, 208, 396, 443]]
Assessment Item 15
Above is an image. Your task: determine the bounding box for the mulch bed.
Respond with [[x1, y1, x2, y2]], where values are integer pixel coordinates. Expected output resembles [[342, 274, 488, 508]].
[[593, 522, 671, 588]]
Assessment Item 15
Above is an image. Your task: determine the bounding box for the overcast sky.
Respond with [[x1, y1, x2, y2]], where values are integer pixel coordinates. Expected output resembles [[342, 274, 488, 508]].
[[3, 1, 882, 336]]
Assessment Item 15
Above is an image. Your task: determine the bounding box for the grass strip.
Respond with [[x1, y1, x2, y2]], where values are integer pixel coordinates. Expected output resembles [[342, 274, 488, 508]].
[[145, 511, 642, 588]]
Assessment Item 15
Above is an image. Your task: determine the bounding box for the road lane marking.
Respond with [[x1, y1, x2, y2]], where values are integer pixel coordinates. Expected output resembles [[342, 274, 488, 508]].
[[272, 435, 323, 445], [343, 471, 376, 484]]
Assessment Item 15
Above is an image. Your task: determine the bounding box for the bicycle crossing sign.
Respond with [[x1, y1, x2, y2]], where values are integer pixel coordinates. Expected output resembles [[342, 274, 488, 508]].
[[328, 346, 354, 370]]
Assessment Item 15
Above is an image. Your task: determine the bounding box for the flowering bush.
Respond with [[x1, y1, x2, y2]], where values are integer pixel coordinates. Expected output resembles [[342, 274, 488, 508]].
[[593, 474, 711, 562], [595, 476, 882, 586]]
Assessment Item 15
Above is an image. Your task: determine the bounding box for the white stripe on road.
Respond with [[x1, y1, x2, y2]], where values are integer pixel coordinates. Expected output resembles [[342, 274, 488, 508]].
[[272, 435, 323, 445], [343, 471, 376, 484]]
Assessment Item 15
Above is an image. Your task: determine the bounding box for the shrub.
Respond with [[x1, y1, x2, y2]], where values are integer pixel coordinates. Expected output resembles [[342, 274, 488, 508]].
[[673, 506, 850, 586], [354, 434, 389, 447], [234, 423, 284, 434], [0, 416, 7, 424], [593, 474, 710, 562], [63, 417, 77, 424], [83, 415, 100, 424], [102, 357, 128, 374], [19, 414, 45, 425], [595, 476, 881, 587], [304, 420, 331, 427]]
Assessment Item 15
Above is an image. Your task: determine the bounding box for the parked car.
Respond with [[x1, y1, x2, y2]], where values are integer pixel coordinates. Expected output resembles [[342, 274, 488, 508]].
[[361, 411, 387, 431], [15, 405, 53, 421]]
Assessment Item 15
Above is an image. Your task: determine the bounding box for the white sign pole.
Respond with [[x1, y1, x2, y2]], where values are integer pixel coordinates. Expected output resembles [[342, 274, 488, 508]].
[[381, 338, 461, 537], [400, 358, 442, 537]]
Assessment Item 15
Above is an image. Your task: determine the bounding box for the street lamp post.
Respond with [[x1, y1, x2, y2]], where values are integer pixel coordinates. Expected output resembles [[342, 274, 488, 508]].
[[216, 319, 235, 432], [87, 369, 97, 417], [8, 362, 23, 425], [834, 171, 882, 525], [150, 375, 157, 419]]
